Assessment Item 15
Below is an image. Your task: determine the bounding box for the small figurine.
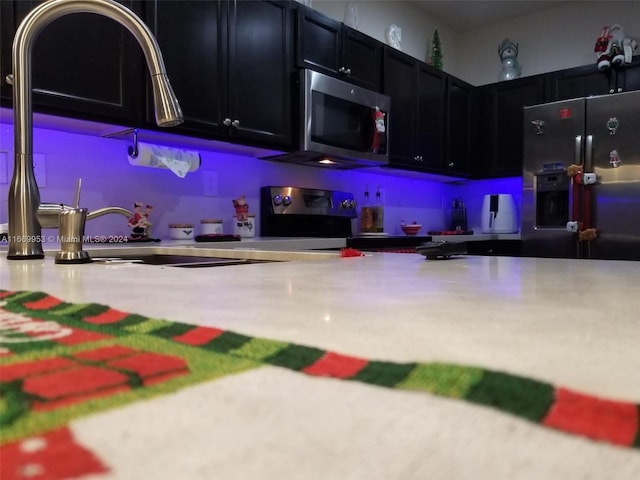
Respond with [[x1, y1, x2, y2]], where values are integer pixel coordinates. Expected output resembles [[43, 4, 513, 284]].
[[498, 38, 521, 81], [385, 24, 402, 50], [128, 202, 153, 239], [595, 25, 638, 71], [232, 195, 249, 222]]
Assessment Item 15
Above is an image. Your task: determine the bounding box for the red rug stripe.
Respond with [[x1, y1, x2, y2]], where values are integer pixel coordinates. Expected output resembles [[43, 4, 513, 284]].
[[23, 366, 130, 400], [303, 351, 369, 378], [172, 326, 225, 345], [0, 426, 109, 479], [23, 295, 63, 310], [107, 352, 188, 378], [32, 384, 132, 412], [543, 387, 639, 446], [73, 345, 139, 362], [83, 309, 130, 325], [1, 357, 77, 382], [53, 327, 112, 345]]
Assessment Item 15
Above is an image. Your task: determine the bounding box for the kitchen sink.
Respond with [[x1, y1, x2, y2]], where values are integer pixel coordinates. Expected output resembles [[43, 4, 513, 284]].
[[91, 254, 279, 268]]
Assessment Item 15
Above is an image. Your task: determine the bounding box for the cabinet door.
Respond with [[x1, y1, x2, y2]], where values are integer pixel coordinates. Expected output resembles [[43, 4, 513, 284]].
[[446, 76, 473, 177], [227, 0, 293, 147], [6, 0, 143, 125], [383, 48, 417, 167], [617, 57, 640, 92], [341, 26, 381, 91], [545, 63, 613, 101], [0, 1, 15, 105], [295, 5, 341, 75], [148, 0, 225, 136], [490, 76, 545, 177], [415, 63, 445, 171]]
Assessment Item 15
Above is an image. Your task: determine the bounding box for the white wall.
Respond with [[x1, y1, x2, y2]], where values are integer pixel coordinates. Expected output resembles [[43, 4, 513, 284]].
[[311, 0, 640, 86], [311, 0, 459, 72], [457, 1, 640, 85]]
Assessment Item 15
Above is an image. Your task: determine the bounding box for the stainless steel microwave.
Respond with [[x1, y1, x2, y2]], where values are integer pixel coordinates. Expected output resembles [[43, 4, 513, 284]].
[[263, 69, 391, 169]]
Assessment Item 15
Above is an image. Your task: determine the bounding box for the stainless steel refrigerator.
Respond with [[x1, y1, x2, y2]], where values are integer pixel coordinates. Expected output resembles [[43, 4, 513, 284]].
[[522, 90, 640, 260]]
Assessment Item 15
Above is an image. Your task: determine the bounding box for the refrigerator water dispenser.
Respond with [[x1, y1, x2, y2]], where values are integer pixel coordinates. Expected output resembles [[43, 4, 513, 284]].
[[535, 171, 569, 228]]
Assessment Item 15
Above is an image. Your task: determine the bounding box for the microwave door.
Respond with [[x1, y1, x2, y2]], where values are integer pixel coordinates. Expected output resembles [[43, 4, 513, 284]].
[[308, 91, 383, 153]]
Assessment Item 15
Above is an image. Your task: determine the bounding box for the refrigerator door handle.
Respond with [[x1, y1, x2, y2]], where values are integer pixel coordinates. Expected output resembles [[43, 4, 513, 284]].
[[575, 135, 582, 165], [585, 135, 593, 170]]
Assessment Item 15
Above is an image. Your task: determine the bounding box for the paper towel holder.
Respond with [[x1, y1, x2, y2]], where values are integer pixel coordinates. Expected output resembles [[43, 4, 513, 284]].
[[127, 129, 140, 158]]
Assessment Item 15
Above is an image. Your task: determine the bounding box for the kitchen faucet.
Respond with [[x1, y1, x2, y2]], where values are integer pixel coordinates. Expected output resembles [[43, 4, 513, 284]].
[[7, 0, 183, 260]]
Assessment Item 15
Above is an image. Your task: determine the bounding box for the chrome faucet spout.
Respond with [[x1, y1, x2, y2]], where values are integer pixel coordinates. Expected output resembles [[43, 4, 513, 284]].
[[8, 0, 183, 260], [87, 206, 134, 221]]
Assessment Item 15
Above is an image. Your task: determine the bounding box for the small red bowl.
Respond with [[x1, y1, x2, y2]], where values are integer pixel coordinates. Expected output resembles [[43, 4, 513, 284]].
[[401, 224, 422, 235]]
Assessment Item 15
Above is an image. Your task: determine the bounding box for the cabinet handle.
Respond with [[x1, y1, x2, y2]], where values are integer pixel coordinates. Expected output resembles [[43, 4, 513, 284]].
[[232, 119, 240, 128], [5, 74, 13, 85], [338, 67, 352, 75], [448, 162, 454, 168], [223, 118, 232, 126], [345, 68, 351, 75]]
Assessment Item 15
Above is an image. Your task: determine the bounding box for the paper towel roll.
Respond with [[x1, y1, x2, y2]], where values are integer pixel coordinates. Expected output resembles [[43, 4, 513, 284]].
[[128, 142, 201, 178]]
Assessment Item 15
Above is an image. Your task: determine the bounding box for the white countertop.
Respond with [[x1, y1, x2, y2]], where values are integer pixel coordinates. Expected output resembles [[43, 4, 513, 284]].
[[1, 244, 638, 479]]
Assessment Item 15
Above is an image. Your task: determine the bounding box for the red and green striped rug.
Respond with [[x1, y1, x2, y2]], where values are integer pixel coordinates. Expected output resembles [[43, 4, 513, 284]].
[[1, 289, 639, 478]]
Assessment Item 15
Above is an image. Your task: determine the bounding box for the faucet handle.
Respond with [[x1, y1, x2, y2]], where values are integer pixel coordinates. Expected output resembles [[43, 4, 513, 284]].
[[74, 178, 82, 208]]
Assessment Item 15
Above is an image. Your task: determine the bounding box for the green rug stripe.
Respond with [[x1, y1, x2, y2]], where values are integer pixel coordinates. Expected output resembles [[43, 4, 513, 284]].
[[74, 303, 112, 319], [48, 303, 95, 316], [228, 337, 290, 362], [0, 380, 30, 428], [123, 318, 173, 334], [397, 363, 484, 398], [8, 291, 47, 304], [1, 339, 60, 355], [264, 344, 326, 371], [202, 331, 253, 354], [104, 314, 148, 330], [351, 361, 417, 388], [148, 322, 198, 339], [464, 370, 555, 422]]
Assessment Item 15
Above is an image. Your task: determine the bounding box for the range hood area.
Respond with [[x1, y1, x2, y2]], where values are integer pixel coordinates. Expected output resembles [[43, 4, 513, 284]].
[[260, 149, 386, 170]]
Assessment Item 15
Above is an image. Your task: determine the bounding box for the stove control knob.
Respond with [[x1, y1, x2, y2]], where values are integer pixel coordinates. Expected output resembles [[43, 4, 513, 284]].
[[273, 195, 283, 205], [283, 195, 292, 206], [341, 199, 356, 209]]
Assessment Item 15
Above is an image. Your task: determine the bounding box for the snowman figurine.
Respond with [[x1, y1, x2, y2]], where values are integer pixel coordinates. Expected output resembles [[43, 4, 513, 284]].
[[498, 39, 521, 81]]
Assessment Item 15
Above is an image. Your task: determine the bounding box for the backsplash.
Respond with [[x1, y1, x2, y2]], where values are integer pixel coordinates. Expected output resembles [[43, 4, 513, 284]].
[[0, 120, 521, 238]]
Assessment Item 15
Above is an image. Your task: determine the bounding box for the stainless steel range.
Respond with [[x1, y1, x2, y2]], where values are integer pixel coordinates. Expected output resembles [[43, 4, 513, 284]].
[[260, 186, 357, 237]]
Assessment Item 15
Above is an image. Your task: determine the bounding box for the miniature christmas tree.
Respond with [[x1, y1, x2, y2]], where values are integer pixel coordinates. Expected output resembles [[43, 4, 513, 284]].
[[431, 29, 443, 70]]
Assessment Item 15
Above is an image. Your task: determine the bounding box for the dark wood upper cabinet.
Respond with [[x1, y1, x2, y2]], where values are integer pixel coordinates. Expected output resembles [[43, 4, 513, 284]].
[[383, 47, 472, 176], [544, 57, 640, 101], [1, 0, 144, 125], [296, 5, 381, 91], [445, 76, 474, 177], [415, 62, 445, 172], [545, 63, 614, 101], [382, 48, 420, 168], [477, 76, 545, 178], [147, 0, 293, 149]]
